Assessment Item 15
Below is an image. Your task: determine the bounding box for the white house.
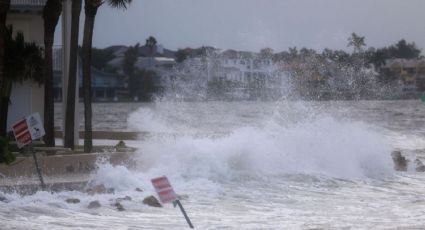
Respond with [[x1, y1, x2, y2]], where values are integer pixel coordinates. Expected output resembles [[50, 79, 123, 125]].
[[6, 0, 77, 144], [6, 0, 45, 131]]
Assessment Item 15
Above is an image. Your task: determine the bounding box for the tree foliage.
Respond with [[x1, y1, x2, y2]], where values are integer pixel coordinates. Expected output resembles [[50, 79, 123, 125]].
[[145, 36, 157, 56], [123, 43, 139, 77], [128, 69, 160, 100], [91, 47, 115, 70], [259, 48, 274, 58], [0, 26, 43, 162], [145, 36, 157, 47], [0, 136, 15, 164], [107, 0, 132, 9], [175, 48, 191, 63], [4, 26, 43, 84], [347, 32, 366, 53]]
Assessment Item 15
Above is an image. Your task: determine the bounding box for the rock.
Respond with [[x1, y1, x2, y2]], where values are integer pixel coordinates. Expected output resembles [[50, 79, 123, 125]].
[[116, 196, 132, 203], [113, 202, 125, 211], [135, 188, 143, 192], [415, 159, 425, 172], [65, 165, 75, 173], [115, 140, 127, 148], [0, 195, 7, 203], [88, 200, 101, 209], [391, 151, 408, 171], [65, 198, 80, 204], [86, 184, 115, 195], [143, 195, 162, 208]]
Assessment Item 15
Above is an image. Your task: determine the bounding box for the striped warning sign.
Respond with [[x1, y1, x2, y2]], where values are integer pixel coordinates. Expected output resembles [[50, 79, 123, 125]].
[[151, 176, 178, 203]]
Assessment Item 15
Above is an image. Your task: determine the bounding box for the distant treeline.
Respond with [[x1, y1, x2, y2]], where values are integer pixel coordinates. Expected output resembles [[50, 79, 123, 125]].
[[90, 33, 422, 74], [87, 33, 423, 101], [174, 33, 422, 66]]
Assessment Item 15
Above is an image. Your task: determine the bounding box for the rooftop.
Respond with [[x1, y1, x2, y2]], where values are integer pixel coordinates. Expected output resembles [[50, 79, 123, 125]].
[[10, 0, 46, 13]]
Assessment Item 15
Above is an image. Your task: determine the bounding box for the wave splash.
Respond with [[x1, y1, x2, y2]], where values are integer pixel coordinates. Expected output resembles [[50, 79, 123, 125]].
[[124, 108, 393, 184]]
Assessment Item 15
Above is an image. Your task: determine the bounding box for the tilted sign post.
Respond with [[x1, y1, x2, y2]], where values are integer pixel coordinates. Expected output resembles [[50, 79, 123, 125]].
[[151, 176, 194, 228], [12, 112, 46, 190]]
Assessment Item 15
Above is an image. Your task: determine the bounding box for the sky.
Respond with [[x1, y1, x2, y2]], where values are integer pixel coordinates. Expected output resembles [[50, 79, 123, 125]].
[[65, 0, 425, 52]]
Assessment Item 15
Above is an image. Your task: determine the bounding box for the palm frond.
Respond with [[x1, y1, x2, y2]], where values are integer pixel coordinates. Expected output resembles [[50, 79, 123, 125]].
[[107, 0, 132, 9], [4, 25, 44, 84]]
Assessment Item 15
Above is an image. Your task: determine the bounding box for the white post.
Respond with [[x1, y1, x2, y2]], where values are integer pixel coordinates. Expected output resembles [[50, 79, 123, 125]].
[[61, 0, 79, 146]]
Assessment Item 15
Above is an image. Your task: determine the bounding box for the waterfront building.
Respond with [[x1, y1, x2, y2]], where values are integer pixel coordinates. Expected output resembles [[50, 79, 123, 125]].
[[207, 50, 286, 100], [53, 62, 126, 102], [382, 59, 425, 93], [6, 0, 45, 131], [6, 0, 76, 143]]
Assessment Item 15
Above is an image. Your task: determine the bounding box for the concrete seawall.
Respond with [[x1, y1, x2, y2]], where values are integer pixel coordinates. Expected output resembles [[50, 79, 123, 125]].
[[0, 152, 136, 178], [0, 151, 137, 194], [55, 131, 141, 140], [54, 131, 228, 140]]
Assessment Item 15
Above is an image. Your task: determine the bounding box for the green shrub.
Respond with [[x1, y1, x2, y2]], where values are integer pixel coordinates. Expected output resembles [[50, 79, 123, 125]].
[[0, 136, 16, 164]]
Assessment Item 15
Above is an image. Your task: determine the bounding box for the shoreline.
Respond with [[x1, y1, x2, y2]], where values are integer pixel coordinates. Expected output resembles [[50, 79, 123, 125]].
[[53, 97, 425, 103]]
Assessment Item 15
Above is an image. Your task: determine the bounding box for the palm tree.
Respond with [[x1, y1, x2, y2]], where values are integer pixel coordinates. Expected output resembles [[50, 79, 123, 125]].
[[64, 0, 82, 149], [0, 0, 11, 137], [347, 33, 366, 53], [43, 0, 63, 147], [82, 0, 131, 153], [145, 36, 157, 56], [0, 27, 43, 164]]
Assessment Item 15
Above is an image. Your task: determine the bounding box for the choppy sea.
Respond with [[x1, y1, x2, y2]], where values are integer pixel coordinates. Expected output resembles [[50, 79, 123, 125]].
[[2, 100, 425, 229]]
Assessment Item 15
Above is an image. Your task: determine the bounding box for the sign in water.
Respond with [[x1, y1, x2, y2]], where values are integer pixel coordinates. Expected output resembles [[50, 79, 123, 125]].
[[151, 176, 194, 228], [151, 176, 178, 203]]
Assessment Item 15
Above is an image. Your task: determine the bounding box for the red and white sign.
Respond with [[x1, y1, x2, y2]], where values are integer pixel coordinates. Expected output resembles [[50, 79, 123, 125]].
[[12, 119, 32, 148], [12, 112, 45, 148], [151, 176, 178, 203]]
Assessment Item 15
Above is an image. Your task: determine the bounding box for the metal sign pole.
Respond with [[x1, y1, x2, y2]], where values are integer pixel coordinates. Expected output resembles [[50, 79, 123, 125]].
[[30, 143, 46, 190], [152, 176, 194, 228], [174, 200, 194, 229], [12, 113, 47, 191]]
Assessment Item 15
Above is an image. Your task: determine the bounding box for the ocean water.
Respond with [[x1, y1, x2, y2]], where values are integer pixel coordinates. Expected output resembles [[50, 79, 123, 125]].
[[3, 100, 425, 229]]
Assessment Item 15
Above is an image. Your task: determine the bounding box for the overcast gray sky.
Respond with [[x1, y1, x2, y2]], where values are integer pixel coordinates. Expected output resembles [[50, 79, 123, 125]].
[[81, 0, 425, 52]]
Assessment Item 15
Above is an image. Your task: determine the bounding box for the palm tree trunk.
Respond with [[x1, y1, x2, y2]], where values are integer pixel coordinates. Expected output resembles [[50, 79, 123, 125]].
[[0, 95, 8, 136], [43, 0, 63, 147], [64, 0, 82, 149], [0, 0, 10, 137], [0, 81, 12, 137], [82, 0, 100, 153]]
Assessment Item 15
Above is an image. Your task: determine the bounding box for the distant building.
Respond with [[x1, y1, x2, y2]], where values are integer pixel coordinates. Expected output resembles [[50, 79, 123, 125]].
[[382, 59, 425, 92], [89, 68, 126, 101], [106, 44, 177, 78], [135, 57, 176, 70], [138, 44, 175, 58], [208, 50, 285, 99], [53, 59, 126, 102]]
